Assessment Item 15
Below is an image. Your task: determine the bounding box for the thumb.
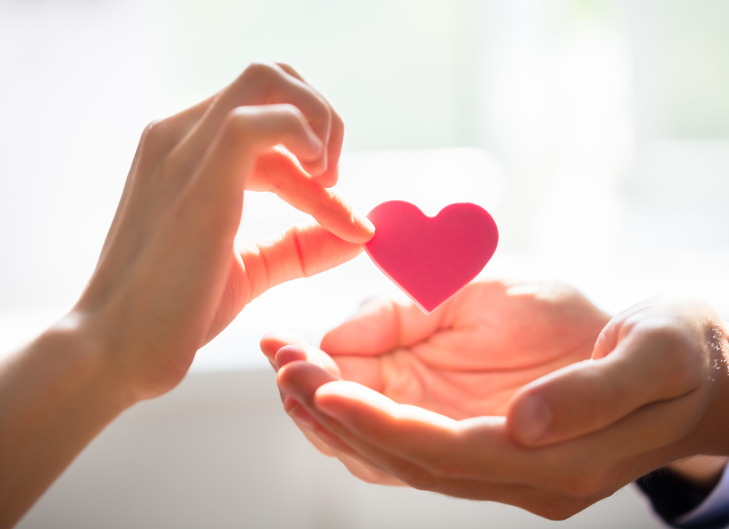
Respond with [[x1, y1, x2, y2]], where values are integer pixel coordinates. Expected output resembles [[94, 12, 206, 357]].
[[320, 293, 443, 356], [506, 323, 701, 447]]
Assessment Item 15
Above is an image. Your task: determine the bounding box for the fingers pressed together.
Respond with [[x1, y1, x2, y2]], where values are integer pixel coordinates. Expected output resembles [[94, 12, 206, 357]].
[[260, 290, 729, 520]]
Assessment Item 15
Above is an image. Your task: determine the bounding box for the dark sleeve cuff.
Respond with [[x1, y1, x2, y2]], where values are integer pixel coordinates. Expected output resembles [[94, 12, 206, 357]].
[[637, 467, 729, 529]]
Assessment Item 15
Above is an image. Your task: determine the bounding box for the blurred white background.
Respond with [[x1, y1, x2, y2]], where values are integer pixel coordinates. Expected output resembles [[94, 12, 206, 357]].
[[1, 0, 729, 527]]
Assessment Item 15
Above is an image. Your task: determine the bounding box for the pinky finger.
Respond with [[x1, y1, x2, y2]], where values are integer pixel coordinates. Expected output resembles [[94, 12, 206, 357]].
[[179, 104, 325, 244]]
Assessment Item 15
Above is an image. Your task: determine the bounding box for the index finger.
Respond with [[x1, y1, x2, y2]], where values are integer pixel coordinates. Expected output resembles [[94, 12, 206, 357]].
[[238, 220, 364, 303], [253, 147, 374, 244]]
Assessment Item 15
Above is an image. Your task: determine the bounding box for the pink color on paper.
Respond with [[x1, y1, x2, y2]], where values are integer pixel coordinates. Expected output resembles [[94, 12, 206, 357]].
[[364, 201, 499, 314]]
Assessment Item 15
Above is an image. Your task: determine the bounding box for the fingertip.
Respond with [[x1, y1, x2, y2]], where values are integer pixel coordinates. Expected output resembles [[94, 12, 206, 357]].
[[277, 361, 339, 399], [507, 393, 552, 446], [260, 331, 309, 358], [260, 332, 281, 358], [275, 345, 308, 366], [299, 153, 327, 177]]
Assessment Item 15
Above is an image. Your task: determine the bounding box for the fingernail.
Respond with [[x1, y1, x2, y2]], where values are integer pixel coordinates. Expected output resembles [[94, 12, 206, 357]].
[[352, 210, 375, 234], [514, 395, 551, 444]]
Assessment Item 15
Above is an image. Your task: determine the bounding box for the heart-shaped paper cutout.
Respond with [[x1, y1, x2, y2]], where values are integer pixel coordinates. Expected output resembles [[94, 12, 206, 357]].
[[364, 201, 498, 314]]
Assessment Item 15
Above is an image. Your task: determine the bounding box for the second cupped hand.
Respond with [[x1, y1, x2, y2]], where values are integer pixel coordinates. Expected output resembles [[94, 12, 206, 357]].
[[75, 61, 374, 404], [261, 281, 729, 520]]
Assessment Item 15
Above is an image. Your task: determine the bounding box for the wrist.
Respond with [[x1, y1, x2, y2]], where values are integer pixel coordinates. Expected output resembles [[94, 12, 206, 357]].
[[40, 311, 137, 413], [692, 319, 729, 455], [0, 312, 135, 526]]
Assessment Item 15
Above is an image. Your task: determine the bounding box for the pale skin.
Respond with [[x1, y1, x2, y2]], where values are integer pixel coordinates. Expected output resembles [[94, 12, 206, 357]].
[[2, 63, 724, 528], [0, 61, 374, 528], [263, 281, 729, 520]]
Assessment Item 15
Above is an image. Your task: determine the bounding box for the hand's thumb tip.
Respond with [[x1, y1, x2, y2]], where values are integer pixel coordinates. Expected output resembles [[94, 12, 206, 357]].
[[507, 394, 552, 446], [320, 329, 347, 354]]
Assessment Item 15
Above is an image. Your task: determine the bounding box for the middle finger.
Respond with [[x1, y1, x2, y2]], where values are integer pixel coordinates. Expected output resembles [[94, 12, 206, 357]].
[[171, 61, 333, 177]]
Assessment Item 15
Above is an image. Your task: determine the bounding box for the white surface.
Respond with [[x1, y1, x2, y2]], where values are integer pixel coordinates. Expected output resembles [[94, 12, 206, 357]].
[[17, 369, 665, 529], [2, 1, 729, 526], [5, 145, 727, 527]]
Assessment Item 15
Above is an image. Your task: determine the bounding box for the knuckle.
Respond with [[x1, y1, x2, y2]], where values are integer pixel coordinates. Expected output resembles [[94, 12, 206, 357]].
[[275, 61, 298, 79], [287, 225, 309, 277], [426, 462, 453, 479], [319, 99, 332, 120], [531, 499, 588, 521], [649, 324, 687, 349], [277, 103, 306, 123], [135, 119, 176, 175], [424, 453, 462, 479], [551, 469, 610, 499], [223, 108, 257, 141], [346, 465, 385, 485], [648, 326, 703, 387], [333, 110, 345, 132], [392, 463, 433, 490], [140, 119, 166, 149], [665, 345, 701, 389], [241, 60, 279, 85]]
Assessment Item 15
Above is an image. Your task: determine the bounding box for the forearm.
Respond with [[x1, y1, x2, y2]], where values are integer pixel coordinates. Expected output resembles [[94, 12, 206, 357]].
[[0, 315, 131, 528]]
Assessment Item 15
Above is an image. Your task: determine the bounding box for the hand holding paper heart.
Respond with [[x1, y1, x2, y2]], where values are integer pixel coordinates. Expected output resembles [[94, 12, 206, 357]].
[[0, 61, 375, 527]]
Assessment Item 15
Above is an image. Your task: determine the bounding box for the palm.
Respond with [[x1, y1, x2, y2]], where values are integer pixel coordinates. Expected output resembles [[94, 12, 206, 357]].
[[323, 281, 610, 419]]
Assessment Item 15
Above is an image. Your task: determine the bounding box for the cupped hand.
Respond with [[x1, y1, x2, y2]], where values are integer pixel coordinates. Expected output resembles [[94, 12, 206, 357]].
[[261, 280, 608, 500], [262, 285, 729, 519], [268, 280, 610, 417], [74, 61, 374, 403]]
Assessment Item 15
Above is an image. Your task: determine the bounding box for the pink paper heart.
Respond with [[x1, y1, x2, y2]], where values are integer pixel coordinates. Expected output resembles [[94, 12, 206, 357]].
[[364, 201, 498, 314]]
